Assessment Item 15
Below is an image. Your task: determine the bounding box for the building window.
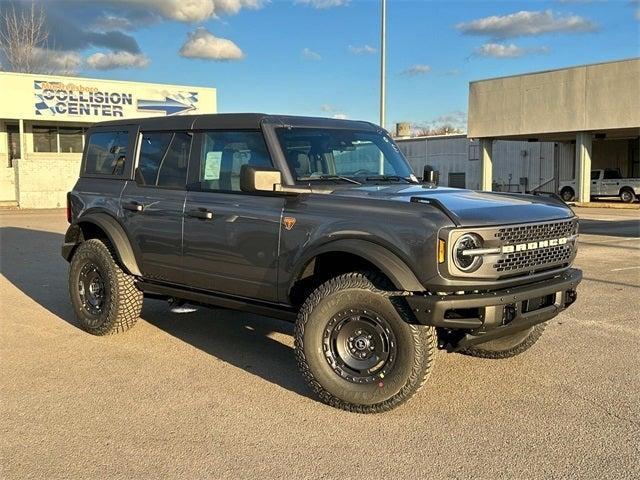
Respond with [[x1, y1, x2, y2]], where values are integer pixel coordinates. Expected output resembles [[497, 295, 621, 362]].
[[7, 124, 21, 167], [59, 127, 84, 153], [33, 126, 57, 153], [448, 172, 466, 189], [468, 141, 480, 161], [32, 125, 86, 154]]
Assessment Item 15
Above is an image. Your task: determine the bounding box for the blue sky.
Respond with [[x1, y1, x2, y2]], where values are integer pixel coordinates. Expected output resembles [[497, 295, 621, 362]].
[[11, 0, 640, 130]]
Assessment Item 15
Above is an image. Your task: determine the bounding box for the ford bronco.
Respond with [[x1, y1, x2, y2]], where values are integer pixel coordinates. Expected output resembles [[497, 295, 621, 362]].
[[62, 114, 582, 413]]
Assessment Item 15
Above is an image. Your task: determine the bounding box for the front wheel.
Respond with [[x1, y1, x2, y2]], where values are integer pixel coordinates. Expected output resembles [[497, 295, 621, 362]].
[[294, 272, 437, 413], [460, 324, 546, 359]]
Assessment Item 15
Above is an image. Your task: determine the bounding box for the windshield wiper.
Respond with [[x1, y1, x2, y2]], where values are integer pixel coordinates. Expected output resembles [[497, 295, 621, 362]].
[[364, 175, 413, 184], [298, 175, 362, 185]]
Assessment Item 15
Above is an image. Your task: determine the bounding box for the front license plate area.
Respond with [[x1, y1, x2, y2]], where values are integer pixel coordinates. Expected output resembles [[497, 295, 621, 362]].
[[522, 294, 554, 313]]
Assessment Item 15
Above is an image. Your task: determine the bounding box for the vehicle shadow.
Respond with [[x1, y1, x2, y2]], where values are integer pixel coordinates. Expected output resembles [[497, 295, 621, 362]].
[[578, 218, 640, 238], [0, 226, 312, 400]]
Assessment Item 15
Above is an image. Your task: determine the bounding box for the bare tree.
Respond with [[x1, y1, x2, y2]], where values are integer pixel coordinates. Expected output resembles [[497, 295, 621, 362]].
[[0, 2, 57, 73]]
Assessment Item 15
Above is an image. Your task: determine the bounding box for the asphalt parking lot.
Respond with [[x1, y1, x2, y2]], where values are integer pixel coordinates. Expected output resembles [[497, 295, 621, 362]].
[[1, 207, 639, 479]]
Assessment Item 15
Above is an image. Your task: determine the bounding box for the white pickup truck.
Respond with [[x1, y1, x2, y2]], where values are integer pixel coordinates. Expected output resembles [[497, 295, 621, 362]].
[[559, 169, 640, 203]]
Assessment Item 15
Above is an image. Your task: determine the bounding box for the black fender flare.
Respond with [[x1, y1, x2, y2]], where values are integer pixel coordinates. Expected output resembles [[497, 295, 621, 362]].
[[64, 213, 142, 277], [290, 238, 424, 293]]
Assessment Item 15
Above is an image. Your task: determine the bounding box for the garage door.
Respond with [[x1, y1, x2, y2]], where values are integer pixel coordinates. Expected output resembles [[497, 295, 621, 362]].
[[448, 172, 466, 189]]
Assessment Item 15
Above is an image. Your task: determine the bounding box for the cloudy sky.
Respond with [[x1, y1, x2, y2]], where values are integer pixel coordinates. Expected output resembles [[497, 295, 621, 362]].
[[2, 0, 639, 130]]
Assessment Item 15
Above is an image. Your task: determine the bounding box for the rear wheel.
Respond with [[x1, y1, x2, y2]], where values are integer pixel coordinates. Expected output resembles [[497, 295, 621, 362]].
[[460, 324, 546, 359], [620, 188, 635, 203], [560, 187, 575, 202], [294, 272, 437, 413], [69, 239, 142, 335]]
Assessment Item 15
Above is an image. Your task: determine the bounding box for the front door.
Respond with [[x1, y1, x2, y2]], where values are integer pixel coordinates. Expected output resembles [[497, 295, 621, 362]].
[[183, 130, 284, 302], [121, 130, 192, 284]]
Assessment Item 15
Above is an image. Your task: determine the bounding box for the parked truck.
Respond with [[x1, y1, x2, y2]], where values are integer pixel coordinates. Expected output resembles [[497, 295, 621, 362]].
[[559, 168, 640, 203]]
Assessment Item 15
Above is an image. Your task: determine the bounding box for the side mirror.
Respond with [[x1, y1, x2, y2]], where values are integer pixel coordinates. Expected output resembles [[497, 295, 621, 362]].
[[240, 165, 283, 192], [423, 165, 439, 185]]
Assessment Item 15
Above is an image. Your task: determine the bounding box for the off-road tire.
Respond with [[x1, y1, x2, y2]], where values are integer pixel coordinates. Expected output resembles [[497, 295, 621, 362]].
[[294, 272, 437, 413], [560, 187, 575, 202], [620, 188, 635, 203], [69, 239, 142, 335], [460, 323, 546, 359]]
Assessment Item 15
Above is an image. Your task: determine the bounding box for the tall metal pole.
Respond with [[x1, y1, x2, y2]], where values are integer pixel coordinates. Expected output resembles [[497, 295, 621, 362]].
[[379, 0, 386, 130]]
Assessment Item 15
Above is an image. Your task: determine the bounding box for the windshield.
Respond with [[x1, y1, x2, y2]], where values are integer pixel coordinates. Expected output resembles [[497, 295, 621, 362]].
[[276, 127, 415, 183]]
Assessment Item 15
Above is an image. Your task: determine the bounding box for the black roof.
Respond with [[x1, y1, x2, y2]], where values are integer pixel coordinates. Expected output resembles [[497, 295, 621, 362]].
[[93, 113, 379, 132]]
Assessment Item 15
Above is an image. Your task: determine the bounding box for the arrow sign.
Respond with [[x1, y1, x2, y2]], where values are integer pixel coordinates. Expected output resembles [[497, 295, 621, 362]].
[[137, 97, 195, 116]]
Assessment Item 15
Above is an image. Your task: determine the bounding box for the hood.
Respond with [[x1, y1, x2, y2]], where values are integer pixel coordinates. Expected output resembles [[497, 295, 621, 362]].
[[331, 185, 574, 227]]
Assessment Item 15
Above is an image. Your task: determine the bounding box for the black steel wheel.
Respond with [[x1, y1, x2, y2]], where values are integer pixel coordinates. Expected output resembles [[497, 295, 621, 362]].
[[78, 262, 108, 318], [295, 272, 437, 413], [323, 309, 397, 384], [69, 239, 142, 335]]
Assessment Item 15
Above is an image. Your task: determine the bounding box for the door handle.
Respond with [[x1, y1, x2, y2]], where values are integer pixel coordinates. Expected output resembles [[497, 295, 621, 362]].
[[187, 209, 213, 220], [122, 201, 143, 212]]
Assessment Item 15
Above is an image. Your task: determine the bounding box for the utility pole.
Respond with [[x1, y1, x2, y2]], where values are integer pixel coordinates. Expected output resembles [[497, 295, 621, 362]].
[[379, 0, 386, 130]]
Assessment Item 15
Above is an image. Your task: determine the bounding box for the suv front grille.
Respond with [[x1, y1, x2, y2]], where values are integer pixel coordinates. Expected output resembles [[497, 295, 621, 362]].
[[494, 219, 577, 244], [494, 244, 573, 273]]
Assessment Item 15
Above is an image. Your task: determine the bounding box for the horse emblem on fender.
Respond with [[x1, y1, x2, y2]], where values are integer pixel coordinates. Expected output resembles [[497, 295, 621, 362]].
[[283, 217, 296, 230]]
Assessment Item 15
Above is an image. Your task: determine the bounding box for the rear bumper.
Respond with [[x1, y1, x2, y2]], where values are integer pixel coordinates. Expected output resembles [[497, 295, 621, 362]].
[[405, 268, 582, 349]]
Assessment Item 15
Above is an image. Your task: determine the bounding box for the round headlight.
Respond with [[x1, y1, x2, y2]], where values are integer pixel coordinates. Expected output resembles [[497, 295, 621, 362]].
[[453, 233, 483, 272]]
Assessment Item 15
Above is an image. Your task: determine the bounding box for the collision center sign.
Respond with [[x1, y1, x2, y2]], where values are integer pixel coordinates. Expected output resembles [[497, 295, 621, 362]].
[[0, 72, 217, 122]]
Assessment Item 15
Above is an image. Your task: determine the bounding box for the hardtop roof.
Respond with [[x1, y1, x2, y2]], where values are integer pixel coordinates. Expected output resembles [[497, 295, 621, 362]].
[[91, 113, 378, 132]]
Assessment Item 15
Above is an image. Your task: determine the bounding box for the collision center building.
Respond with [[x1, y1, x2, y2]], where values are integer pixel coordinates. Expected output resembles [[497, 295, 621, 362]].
[[0, 72, 216, 208]]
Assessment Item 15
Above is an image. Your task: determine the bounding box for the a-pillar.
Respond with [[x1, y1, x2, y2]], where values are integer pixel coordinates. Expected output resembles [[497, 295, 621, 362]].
[[575, 132, 592, 203], [480, 138, 493, 191]]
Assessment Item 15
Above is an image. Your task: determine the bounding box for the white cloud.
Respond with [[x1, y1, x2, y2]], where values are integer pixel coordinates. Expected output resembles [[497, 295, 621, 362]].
[[179, 27, 244, 60], [348, 44, 377, 54], [295, 0, 349, 8], [456, 10, 597, 38], [399, 64, 431, 76], [85, 51, 150, 69], [474, 42, 550, 58], [320, 104, 347, 119], [302, 47, 322, 60], [127, 0, 265, 22], [32, 48, 83, 74]]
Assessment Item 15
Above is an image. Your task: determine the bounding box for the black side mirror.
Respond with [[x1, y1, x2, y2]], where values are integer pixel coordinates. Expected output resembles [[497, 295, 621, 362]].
[[240, 165, 283, 192], [423, 165, 439, 185]]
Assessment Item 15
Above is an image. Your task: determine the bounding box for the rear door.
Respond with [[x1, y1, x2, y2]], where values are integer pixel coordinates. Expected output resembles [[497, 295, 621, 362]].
[[182, 130, 284, 301], [120, 128, 193, 284], [600, 169, 621, 196]]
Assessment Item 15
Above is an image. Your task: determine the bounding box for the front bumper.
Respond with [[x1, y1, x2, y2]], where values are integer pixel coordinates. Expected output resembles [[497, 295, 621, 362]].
[[405, 268, 582, 350]]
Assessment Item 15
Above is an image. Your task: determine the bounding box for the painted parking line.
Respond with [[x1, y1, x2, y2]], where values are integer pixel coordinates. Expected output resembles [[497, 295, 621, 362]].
[[611, 266, 640, 272]]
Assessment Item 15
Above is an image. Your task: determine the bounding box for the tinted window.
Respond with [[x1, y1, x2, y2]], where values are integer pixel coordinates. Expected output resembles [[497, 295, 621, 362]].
[[591, 171, 600, 180], [603, 169, 621, 179], [199, 131, 272, 191], [85, 131, 130, 175], [136, 132, 192, 188]]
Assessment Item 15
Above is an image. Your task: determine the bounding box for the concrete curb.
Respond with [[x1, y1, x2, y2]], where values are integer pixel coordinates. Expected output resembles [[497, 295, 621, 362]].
[[572, 202, 640, 210]]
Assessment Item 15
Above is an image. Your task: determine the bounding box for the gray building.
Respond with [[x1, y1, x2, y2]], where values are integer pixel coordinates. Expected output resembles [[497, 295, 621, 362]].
[[397, 135, 575, 193], [467, 58, 640, 201]]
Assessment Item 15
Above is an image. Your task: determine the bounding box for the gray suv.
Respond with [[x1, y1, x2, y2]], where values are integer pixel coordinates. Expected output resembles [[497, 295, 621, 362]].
[[62, 114, 582, 413]]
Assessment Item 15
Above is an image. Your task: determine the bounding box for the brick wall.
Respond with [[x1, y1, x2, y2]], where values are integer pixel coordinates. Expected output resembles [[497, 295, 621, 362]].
[[15, 153, 82, 208]]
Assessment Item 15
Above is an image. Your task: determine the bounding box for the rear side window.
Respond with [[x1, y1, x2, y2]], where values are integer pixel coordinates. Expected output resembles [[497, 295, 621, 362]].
[[85, 131, 130, 176], [136, 132, 192, 188]]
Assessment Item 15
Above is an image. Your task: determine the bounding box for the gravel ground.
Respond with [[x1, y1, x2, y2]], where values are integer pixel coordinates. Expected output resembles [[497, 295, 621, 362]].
[[1, 207, 639, 479]]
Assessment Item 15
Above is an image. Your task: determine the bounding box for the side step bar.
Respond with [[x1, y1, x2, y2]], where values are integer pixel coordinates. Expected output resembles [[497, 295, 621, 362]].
[[140, 282, 298, 322]]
